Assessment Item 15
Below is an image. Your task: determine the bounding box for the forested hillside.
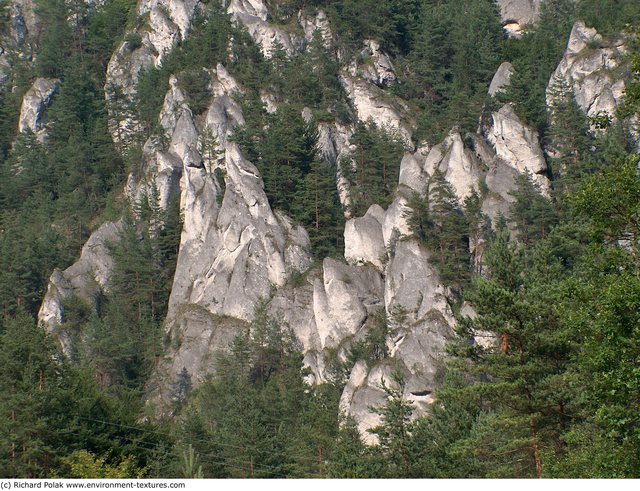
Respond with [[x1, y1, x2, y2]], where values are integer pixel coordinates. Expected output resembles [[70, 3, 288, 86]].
[[0, 0, 639, 478]]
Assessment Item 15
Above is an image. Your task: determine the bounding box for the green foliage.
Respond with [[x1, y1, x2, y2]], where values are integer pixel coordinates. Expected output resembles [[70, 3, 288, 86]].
[[179, 304, 341, 477], [131, 3, 269, 136], [503, 0, 576, 133], [346, 309, 390, 369], [178, 445, 203, 479], [571, 155, 640, 264], [340, 121, 406, 216], [575, 0, 640, 36], [547, 76, 597, 195], [368, 371, 414, 477], [35, 0, 74, 78], [77, 192, 182, 392], [293, 157, 345, 257], [62, 450, 145, 478], [235, 103, 345, 257], [2, 0, 640, 479], [508, 172, 558, 246], [294, 0, 421, 56], [399, 0, 504, 142], [0, 314, 167, 477], [87, 1, 139, 78], [405, 171, 471, 288]]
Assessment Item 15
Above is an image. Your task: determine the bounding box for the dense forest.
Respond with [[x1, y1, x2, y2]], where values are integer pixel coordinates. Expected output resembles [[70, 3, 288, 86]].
[[1, 0, 640, 478]]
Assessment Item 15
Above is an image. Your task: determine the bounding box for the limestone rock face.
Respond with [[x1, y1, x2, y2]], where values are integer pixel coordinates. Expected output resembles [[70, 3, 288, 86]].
[[161, 65, 312, 325], [385, 241, 453, 326], [105, 0, 202, 142], [227, 0, 303, 56], [107, 0, 201, 93], [339, 361, 392, 443], [18, 78, 60, 139], [299, 9, 332, 48], [489, 61, 514, 97], [548, 21, 626, 125], [487, 104, 549, 191], [341, 74, 414, 145], [35, 0, 567, 439], [423, 132, 483, 201], [358, 40, 397, 88], [148, 306, 248, 413], [344, 204, 387, 270], [495, 0, 541, 37], [38, 221, 122, 354], [339, 240, 455, 443], [317, 121, 355, 210], [314, 259, 384, 351], [0, 1, 39, 85]]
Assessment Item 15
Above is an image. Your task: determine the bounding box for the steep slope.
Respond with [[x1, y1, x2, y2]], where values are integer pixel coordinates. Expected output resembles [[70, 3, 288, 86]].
[[32, 0, 637, 443]]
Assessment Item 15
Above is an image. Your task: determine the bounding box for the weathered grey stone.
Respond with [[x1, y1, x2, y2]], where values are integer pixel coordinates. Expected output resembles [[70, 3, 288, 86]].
[[339, 361, 391, 444], [148, 306, 248, 413], [340, 73, 414, 145], [385, 240, 453, 325], [163, 65, 312, 325], [489, 61, 514, 97], [344, 204, 387, 270], [359, 39, 397, 88], [38, 221, 122, 353], [381, 197, 411, 249], [398, 151, 428, 194], [313, 258, 384, 350], [486, 104, 549, 192], [437, 132, 482, 201], [548, 21, 626, 126], [105, 1, 203, 143], [495, 0, 541, 37], [18, 78, 59, 138], [317, 121, 355, 210], [227, 0, 303, 56], [299, 9, 332, 48]]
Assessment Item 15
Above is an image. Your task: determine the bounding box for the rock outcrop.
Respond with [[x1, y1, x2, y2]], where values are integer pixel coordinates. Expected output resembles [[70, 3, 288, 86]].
[[38, 221, 122, 354], [299, 9, 332, 48], [488, 61, 514, 97], [344, 205, 387, 270], [18, 78, 60, 139], [0, 1, 39, 85], [486, 104, 549, 192], [495, 0, 542, 37], [356, 40, 397, 88], [105, 0, 202, 142], [340, 73, 414, 145], [227, 0, 303, 56], [548, 21, 627, 126], [36, 0, 564, 442]]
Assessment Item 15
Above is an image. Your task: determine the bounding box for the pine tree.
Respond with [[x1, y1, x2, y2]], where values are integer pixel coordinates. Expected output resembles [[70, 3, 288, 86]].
[[368, 371, 414, 477], [342, 121, 405, 216], [452, 231, 574, 477], [293, 158, 344, 257], [547, 76, 594, 195], [35, 0, 73, 78], [509, 172, 558, 246]]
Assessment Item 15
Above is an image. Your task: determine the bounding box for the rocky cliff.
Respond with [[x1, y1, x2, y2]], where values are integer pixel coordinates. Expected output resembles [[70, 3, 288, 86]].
[[32, 0, 636, 441]]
